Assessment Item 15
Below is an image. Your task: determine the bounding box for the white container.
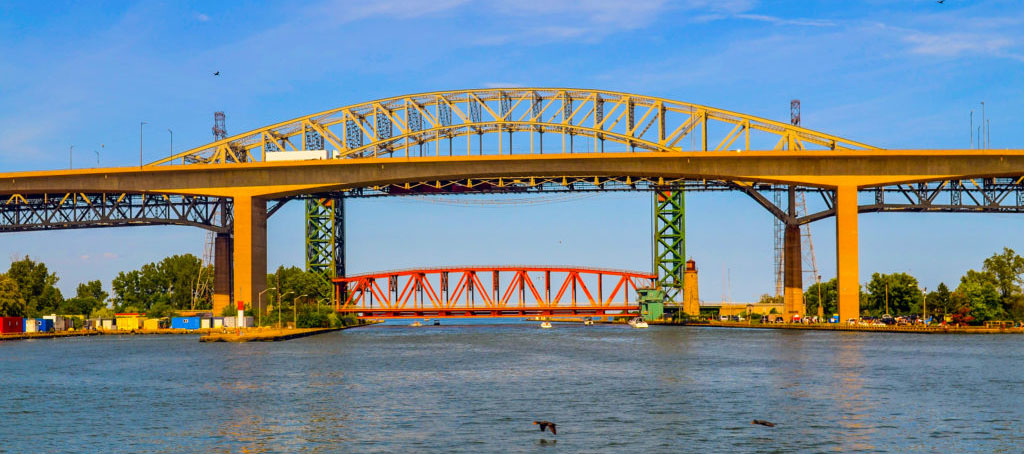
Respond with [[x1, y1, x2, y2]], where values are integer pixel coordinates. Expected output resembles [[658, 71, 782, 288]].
[[25, 319, 39, 333], [200, 318, 212, 329], [213, 317, 224, 328], [223, 316, 254, 328], [264, 150, 339, 162]]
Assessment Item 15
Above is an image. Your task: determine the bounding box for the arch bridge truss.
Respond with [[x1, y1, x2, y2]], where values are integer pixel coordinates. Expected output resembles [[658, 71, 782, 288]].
[[333, 265, 654, 319]]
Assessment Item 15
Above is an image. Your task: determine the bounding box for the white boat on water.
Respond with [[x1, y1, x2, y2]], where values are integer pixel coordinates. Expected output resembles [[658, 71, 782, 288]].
[[410, 321, 422, 327], [583, 318, 594, 326], [540, 321, 553, 329], [628, 317, 649, 329]]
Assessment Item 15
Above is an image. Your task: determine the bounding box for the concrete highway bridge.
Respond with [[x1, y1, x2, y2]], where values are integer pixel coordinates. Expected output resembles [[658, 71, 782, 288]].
[[2, 88, 1023, 322]]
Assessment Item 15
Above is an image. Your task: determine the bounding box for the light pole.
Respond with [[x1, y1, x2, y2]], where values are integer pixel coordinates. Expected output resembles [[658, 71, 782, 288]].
[[168, 129, 173, 155], [816, 275, 823, 322], [258, 287, 276, 328], [140, 121, 148, 166], [296, 294, 308, 328], [69, 145, 73, 169], [94, 150, 100, 166], [279, 291, 294, 328]]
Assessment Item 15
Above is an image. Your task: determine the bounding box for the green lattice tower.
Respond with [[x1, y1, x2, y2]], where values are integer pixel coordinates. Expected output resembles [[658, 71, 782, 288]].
[[303, 126, 346, 291], [653, 189, 685, 301], [305, 198, 345, 282]]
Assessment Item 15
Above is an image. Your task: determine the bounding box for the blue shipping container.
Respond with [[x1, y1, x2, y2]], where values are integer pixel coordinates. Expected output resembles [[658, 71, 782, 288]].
[[36, 319, 54, 332], [171, 317, 202, 330]]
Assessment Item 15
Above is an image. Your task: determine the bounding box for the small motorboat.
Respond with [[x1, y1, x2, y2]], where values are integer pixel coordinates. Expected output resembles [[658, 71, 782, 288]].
[[540, 321, 553, 329], [583, 317, 594, 326], [410, 321, 422, 327], [433, 320, 441, 326], [627, 317, 649, 329]]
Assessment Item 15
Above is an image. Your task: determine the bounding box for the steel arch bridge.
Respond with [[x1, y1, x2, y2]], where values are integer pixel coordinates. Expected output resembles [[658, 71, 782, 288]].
[[2, 87, 1024, 323]]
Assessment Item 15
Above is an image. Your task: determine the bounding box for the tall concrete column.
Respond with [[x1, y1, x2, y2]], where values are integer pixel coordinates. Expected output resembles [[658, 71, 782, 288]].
[[232, 194, 267, 313], [784, 223, 803, 316], [212, 233, 233, 315], [836, 185, 860, 321], [783, 187, 803, 317]]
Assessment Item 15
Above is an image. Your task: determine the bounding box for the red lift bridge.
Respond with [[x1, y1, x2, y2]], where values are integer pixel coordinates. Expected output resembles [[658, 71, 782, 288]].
[[333, 266, 654, 318]]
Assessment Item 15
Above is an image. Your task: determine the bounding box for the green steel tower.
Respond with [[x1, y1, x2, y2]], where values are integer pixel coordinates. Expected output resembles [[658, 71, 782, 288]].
[[653, 189, 685, 301]]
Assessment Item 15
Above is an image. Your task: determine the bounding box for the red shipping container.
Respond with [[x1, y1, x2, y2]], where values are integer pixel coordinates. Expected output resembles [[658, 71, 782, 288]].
[[0, 317, 24, 333]]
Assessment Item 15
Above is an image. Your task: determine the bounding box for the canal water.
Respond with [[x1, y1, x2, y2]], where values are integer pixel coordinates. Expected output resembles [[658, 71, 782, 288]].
[[2, 324, 1023, 453]]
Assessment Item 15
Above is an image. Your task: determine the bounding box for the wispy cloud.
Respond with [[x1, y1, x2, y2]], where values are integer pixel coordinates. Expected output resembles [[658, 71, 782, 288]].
[[195, 12, 210, 22], [735, 13, 836, 27], [903, 31, 1024, 61]]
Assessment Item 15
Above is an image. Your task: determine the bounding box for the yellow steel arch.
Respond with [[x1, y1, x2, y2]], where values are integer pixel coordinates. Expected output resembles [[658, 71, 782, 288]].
[[149, 88, 877, 166]]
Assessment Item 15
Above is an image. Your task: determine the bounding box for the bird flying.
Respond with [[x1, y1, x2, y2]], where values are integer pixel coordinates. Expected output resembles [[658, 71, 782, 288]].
[[936, 0, 945, 3], [533, 421, 557, 435], [751, 420, 776, 427], [213, 71, 220, 76]]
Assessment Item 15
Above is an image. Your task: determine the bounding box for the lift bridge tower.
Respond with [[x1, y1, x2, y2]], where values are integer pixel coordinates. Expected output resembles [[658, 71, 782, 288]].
[[773, 100, 818, 307]]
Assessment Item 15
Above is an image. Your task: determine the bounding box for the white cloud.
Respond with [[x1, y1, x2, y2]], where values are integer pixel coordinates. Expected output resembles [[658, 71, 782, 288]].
[[904, 32, 1023, 61], [735, 13, 836, 27], [196, 13, 210, 22]]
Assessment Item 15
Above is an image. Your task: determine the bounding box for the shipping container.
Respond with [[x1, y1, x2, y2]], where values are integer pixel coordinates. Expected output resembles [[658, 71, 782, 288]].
[[200, 318, 212, 329], [36, 319, 54, 332], [0, 317, 23, 333], [116, 317, 141, 330], [212, 317, 224, 328], [223, 316, 255, 328], [99, 318, 115, 330], [143, 318, 166, 330], [171, 317, 202, 330], [43, 314, 71, 331]]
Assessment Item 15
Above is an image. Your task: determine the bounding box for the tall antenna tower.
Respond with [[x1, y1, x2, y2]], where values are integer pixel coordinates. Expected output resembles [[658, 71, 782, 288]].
[[192, 112, 227, 309], [775, 100, 819, 296], [213, 112, 227, 140]]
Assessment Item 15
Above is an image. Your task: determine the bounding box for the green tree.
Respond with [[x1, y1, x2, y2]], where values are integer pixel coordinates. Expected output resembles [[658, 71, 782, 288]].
[[266, 266, 332, 310], [111, 254, 210, 312], [864, 272, 923, 316], [58, 280, 109, 317], [0, 274, 27, 317], [757, 294, 783, 305], [925, 283, 954, 318], [7, 256, 63, 316], [982, 247, 1024, 300], [804, 278, 838, 316], [955, 269, 1005, 323]]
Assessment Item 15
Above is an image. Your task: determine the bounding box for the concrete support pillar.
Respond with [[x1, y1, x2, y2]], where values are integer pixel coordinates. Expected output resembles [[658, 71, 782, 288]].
[[836, 185, 860, 321], [232, 194, 267, 313], [783, 223, 803, 317], [212, 232, 233, 315]]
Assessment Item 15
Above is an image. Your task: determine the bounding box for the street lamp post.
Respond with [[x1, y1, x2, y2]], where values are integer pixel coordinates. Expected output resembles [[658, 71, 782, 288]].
[[168, 129, 173, 155], [140, 121, 148, 166], [258, 287, 277, 328], [279, 291, 295, 329], [69, 145, 73, 169], [296, 294, 308, 328]]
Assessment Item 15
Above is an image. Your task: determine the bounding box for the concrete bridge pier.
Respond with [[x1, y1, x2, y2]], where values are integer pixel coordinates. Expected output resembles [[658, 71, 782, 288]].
[[212, 233, 233, 314], [835, 185, 859, 322], [231, 194, 268, 314], [783, 186, 804, 318]]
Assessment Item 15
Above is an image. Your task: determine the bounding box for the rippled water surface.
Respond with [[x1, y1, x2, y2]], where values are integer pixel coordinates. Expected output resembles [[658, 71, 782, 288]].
[[2, 324, 1024, 453]]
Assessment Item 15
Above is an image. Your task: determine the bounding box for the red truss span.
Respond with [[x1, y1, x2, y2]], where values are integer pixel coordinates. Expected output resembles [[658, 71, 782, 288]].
[[332, 266, 655, 318]]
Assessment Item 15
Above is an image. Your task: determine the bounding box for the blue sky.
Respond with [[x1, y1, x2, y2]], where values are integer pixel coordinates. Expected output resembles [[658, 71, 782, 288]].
[[1, 0, 1022, 302]]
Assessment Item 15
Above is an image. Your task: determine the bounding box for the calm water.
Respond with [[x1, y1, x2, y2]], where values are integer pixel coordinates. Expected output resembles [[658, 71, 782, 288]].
[[2, 324, 1023, 453]]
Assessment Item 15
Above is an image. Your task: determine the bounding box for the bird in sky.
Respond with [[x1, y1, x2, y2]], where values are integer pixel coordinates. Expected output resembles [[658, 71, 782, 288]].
[[533, 421, 557, 435], [751, 420, 776, 427], [936, 0, 945, 3], [213, 71, 220, 76]]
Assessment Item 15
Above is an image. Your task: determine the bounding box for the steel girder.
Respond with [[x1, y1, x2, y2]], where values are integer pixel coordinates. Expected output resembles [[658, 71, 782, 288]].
[[653, 190, 685, 302], [0, 193, 232, 233]]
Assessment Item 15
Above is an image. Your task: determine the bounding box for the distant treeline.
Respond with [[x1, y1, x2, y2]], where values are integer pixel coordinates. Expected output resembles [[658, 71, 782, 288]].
[[786, 247, 1024, 323], [0, 255, 331, 319]]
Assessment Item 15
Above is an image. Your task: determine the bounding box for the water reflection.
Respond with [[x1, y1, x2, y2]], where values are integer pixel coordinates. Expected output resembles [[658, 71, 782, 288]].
[[2, 328, 1023, 452]]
